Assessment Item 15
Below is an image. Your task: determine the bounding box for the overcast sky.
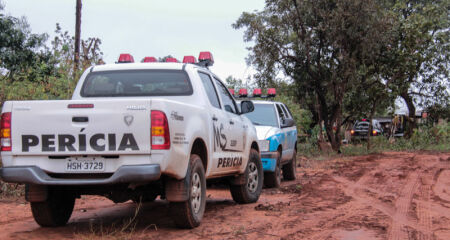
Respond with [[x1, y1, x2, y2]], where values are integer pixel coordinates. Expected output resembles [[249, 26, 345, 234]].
[[2, 0, 265, 80]]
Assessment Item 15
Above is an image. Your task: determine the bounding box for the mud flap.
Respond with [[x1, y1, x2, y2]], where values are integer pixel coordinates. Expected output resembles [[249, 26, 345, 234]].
[[165, 177, 189, 202], [229, 174, 246, 185], [25, 184, 48, 202]]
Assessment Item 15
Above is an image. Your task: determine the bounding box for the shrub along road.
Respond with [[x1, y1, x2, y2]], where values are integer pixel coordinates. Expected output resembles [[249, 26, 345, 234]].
[[0, 151, 449, 239]]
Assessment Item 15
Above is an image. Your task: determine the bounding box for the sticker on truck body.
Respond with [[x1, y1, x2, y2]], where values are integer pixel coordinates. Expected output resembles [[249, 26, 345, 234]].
[[21, 133, 139, 152]]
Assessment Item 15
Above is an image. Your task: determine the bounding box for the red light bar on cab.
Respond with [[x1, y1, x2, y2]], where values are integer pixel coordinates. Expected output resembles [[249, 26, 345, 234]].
[[198, 51, 214, 67], [118, 53, 134, 63], [183, 56, 197, 63], [267, 88, 276, 97], [253, 88, 262, 97], [143, 57, 157, 63], [239, 89, 248, 97], [228, 89, 235, 96], [165, 57, 178, 63], [68, 104, 94, 109]]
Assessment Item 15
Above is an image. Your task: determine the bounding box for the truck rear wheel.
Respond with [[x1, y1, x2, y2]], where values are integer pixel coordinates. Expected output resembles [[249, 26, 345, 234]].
[[282, 149, 297, 180], [230, 149, 263, 203], [264, 152, 281, 188], [170, 154, 206, 228], [30, 188, 75, 227]]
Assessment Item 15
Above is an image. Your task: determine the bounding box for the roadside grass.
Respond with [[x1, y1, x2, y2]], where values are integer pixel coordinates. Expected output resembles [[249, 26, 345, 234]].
[[298, 122, 450, 160], [75, 201, 158, 240]]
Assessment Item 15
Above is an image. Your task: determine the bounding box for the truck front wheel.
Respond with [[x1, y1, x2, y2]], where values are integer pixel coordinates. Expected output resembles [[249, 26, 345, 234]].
[[282, 149, 297, 180], [264, 152, 281, 188], [170, 154, 206, 228], [230, 149, 263, 203], [30, 188, 75, 227]]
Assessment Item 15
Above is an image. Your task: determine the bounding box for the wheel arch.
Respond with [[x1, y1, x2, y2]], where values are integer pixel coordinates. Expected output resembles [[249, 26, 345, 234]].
[[251, 141, 259, 153], [191, 138, 208, 173]]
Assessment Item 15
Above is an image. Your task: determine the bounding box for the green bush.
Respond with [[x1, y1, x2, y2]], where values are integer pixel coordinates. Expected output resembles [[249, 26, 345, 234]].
[[298, 121, 449, 158]]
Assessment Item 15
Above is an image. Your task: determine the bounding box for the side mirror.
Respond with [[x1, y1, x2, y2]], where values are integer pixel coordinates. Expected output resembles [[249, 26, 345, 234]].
[[240, 100, 254, 114], [281, 118, 295, 128]]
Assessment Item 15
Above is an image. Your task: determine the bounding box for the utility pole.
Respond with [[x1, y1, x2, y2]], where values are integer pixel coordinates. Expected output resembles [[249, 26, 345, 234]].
[[74, 0, 82, 73]]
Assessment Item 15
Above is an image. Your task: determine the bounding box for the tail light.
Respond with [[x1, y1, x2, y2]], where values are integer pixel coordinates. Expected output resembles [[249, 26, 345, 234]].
[[1, 112, 12, 151], [151, 111, 170, 150], [68, 104, 94, 108], [372, 130, 377, 136]]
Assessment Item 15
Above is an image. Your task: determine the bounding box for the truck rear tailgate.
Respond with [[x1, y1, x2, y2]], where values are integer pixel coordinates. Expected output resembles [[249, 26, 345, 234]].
[[10, 99, 151, 156]]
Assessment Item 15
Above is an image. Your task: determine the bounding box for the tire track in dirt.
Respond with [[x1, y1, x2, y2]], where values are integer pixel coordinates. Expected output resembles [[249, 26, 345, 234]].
[[387, 170, 420, 240], [416, 155, 450, 240], [334, 176, 391, 210], [417, 182, 432, 240]]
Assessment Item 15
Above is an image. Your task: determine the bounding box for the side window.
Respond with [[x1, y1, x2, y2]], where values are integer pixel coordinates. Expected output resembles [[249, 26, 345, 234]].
[[214, 78, 238, 114], [276, 104, 286, 121], [281, 104, 292, 119], [199, 72, 220, 109]]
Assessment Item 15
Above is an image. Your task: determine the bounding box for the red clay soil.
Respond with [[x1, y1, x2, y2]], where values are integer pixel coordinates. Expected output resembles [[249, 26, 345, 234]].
[[0, 151, 449, 240]]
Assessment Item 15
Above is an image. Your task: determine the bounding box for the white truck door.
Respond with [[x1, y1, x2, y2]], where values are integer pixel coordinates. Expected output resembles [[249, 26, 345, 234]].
[[212, 78, 246, 171], [198, 72, 229, 173]]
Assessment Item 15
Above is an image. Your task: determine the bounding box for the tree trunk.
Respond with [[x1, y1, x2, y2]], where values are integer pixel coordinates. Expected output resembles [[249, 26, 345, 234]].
[[401, 92, 416, 139], [74, 0, 82, 73], [367, 100, 377, 151]]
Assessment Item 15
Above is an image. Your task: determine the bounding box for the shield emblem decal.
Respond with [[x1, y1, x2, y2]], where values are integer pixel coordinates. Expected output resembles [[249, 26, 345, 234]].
[[124, 115, 134, 126]]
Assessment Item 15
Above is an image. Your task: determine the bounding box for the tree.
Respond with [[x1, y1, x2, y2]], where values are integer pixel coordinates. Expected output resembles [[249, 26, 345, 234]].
[[234, 0, 392, 152], [225, 76, 244, 90], [52, 23, 103, 72], [383, 0, 449, 138], [74, 0, 82, 72], [0, 6, 51, 80]]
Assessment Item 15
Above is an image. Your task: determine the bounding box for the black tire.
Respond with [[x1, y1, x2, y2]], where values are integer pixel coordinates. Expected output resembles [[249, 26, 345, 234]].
[[282, 149, 297, 180], [264, 151, 281, 188], [230, 149, 263, 203], [30, 188, 75, 227], [170, 154, 206, 228]]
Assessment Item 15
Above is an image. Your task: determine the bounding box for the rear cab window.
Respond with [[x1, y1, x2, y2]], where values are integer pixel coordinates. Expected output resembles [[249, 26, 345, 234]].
[[81, 70, 193, 97]]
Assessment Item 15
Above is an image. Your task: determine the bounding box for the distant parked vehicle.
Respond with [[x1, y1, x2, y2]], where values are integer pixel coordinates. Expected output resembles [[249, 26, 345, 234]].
[[351, 119, 383, 140], [242, 100, 297, 188]]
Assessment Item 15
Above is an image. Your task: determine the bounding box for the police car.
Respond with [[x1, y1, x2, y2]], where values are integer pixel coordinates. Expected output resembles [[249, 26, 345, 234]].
[[238, 91, 297, 188], [0, 52, 263, 229]]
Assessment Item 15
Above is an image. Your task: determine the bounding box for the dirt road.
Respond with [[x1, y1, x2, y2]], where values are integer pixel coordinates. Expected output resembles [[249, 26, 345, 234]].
[[0, 151, 449, 239]]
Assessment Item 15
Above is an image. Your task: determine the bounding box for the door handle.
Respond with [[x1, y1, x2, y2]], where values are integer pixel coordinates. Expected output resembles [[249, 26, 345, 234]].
[[212, 116, 218, 121], [72, 116, 88, 123], [229, 120, 234, 125]]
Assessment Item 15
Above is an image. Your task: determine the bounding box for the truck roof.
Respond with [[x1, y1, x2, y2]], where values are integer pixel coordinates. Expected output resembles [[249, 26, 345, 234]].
[[91, 62, 209, 73], [238, 100, 281, 105]]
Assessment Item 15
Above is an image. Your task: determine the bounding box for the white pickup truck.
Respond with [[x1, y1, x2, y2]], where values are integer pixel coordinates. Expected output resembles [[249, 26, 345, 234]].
[[0, 52, 263, 228]]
